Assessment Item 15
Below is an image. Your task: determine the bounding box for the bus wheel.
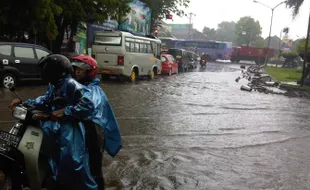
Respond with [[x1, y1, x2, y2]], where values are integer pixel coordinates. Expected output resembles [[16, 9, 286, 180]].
[[149, 67, 157, 80], [130, 70, 137, 82], [150, 70, 155, 80]]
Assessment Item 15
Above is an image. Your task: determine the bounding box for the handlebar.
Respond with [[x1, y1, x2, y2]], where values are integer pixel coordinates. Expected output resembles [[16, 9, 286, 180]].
[[13, 103, 52, 121]]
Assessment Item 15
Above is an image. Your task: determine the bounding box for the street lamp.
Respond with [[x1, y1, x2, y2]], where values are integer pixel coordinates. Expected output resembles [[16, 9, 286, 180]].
[[253, 0, 286, 65]]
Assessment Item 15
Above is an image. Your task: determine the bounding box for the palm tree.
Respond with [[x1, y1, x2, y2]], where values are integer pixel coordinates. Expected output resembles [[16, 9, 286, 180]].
[[286, 0, 305, 17], [283, 27, 289, 34]]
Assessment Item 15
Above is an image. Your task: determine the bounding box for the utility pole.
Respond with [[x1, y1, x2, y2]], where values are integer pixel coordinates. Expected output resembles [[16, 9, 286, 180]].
[[186, 12, 196, 39], [253, 0, 286, 66], [301, 12, 310, 87]]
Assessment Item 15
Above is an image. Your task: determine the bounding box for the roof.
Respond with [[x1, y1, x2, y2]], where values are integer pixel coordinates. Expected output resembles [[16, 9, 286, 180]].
[[0, 42, 51, 52]]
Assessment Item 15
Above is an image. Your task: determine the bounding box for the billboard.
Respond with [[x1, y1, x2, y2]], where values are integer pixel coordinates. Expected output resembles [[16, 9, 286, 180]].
[[119, 0, 152, 35], [282, 39, 293, 52]]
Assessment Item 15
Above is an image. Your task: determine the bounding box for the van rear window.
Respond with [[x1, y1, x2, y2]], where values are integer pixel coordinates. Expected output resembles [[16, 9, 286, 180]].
[[168, 49, 182, 56], [94, 36, 122, 46]]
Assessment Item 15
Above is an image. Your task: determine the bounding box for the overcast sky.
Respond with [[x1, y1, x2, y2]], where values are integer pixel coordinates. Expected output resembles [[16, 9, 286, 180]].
[[163, 0, 310, 40]]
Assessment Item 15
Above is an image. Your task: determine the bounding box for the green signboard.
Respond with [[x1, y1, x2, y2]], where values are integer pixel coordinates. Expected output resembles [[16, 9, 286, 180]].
[[169, 24, 192, 29], [76, 22, 87, 54]]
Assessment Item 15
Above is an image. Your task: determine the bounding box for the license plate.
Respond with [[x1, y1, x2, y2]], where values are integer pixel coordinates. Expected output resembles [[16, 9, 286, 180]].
[[0, 131, 21, 148]]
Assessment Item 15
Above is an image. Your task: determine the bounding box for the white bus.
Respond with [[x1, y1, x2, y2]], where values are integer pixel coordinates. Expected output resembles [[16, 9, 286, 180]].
[[92, 30, 162, 82]]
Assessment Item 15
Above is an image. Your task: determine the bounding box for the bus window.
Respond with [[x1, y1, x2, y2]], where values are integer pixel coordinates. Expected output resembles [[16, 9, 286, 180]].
[[94, 35, 122, 46], [125, 41, 130, 52], [157, 44, 161, 57], [130, 42, 135, 52], [151, 42, 159, 57], [160, 39, 175, 49], [135, 42, 140, 53], [147, 44, 152, 53], [226, 42, 233, 48], [198, 42, 210, 48], [212, 43, 219, 49], [218, 43, 226, 49], [140, 43, 146, 53]]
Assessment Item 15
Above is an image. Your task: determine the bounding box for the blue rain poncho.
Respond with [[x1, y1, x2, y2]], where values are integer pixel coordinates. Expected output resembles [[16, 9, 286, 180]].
[[24, 76, 98, 190], [85, 78, 122, 157]]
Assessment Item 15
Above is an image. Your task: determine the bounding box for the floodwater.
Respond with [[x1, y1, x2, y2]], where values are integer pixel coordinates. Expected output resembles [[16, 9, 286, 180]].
[[1, 62, 310, 190]]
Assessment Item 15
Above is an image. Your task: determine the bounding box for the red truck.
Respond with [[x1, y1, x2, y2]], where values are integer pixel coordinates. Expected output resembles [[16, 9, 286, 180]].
[[230, 46, 275, 64]]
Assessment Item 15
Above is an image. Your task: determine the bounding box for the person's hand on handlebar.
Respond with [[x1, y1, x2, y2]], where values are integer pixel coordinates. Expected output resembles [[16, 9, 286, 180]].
[[51, 109, 65, 121], [9, 98, 22, 111]]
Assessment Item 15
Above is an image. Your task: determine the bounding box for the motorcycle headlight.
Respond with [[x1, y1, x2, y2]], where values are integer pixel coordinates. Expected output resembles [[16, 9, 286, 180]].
[[13, 106, 27, 120]]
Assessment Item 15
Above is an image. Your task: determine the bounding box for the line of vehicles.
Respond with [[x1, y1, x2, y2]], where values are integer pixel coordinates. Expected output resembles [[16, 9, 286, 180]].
[[0, 30, 275, 88], [92, 30, 207, 82]]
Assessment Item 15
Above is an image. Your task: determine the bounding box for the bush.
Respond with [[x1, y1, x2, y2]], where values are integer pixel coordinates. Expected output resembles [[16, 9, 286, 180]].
[[281, 52, 299, 59]]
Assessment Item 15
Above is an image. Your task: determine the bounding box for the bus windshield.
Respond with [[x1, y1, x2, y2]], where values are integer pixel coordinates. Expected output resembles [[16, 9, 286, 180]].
[[218, 43, 227, 49], [94, 35, 122, 46]]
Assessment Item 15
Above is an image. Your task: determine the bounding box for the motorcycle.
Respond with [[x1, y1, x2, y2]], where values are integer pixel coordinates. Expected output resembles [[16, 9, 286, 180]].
[[200, 59, 207, 68], [0, 85, 66, 190]]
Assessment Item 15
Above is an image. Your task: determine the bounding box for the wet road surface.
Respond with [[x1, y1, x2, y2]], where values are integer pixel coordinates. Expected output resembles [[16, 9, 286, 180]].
[[1, 62, 310, 190]]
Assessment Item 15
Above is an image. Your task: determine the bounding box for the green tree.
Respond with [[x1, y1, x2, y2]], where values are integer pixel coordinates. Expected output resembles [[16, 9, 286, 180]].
[[283, 27, 289, 34], [216, 21, 236, 42], [202, 27, 217, 40], [297, 39, 310, 54], [0, 0, 61, 41], [285, 0, 305, 17], [49, 0, 131, 52], [192, 29, 207, 39], [235, 16, 262, 46], [0, 0, 131, 52], [283, 27, 290, 39], [251, 36, 265, 48], [140, 0, 189, 30]]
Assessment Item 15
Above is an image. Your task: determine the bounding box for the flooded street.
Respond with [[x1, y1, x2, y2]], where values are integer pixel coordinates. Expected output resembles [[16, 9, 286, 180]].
[[1, 62, 310, 189]]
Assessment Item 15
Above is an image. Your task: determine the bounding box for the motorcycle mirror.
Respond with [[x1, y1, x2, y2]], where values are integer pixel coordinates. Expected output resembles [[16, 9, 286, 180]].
[[8, 83, 15, 92], [8, 84, 23, 101]]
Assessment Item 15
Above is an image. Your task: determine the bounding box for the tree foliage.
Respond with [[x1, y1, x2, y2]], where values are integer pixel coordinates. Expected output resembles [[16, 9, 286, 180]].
[[297, 38, 310, 54], [281, 51, 299, 59], [0, 0, 131, 52], [283, 27, 290, 34], [140, 0, 189, 29], [202, 27, 217, 40], [285, 0, 305, 17], [202, 21, 236, 42], [251, 36, 265, 48], [235, 16, 262, 46], [216, 21, 236, 42]]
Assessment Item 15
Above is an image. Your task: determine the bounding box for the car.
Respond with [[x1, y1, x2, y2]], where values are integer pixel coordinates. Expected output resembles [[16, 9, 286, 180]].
[[0, 42, 52, 88], [186, 51, 199, 69], [167, 48, 192, 72], [160, 54, 178, 76]]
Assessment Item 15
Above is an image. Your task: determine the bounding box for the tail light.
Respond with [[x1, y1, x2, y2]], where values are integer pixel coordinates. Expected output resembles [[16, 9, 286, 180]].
[[117, 56, 124, 66]]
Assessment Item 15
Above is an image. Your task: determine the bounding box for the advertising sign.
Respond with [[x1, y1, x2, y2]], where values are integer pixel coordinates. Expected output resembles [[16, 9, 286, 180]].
[[119, 0, 152, 35], [282, 39, 293, 51], [76, 22, 87, 54]]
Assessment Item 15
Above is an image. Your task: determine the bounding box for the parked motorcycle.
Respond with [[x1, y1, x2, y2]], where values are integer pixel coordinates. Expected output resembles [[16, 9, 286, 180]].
[[0, 85, 66, 190]]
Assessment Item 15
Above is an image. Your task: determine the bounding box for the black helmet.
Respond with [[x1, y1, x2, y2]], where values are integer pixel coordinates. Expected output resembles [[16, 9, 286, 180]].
[[39, 54, 73, 85]]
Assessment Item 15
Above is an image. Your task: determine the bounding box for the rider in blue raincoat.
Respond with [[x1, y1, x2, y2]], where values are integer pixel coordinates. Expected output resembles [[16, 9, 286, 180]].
[[70, 55, 122, 189], [10, 54, 98, 190]]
